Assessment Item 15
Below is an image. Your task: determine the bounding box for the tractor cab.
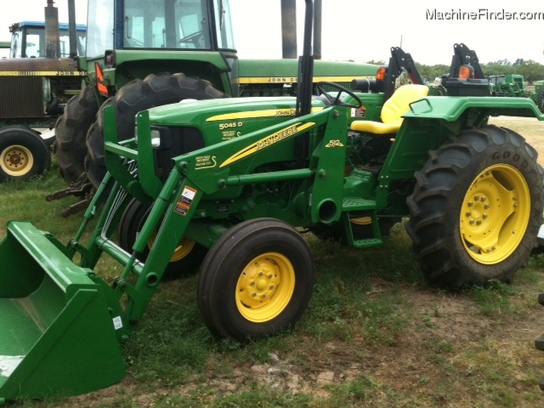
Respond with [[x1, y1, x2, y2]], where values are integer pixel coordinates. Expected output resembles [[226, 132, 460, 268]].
[[9, 21, 86, 59], [86, 0, 235, 57]]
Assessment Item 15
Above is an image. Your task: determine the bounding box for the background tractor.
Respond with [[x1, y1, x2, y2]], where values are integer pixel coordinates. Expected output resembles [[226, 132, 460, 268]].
[[0, 1, 86, 182], [1, 0, 544, 402], [488, 74, 544, 112], [7, 20, 86, 59]]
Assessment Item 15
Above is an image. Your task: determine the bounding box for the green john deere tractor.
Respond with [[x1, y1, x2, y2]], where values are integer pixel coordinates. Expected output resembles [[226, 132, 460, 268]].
[[1, 0, 544, 402], [488, 74, 544, 113], [52, 0, 378, 215]]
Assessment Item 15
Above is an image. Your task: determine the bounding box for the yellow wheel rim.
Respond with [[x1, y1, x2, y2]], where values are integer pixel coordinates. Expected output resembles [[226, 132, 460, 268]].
[[460, 164, 531, 264], [235, 252, 296, 323], [148, 233, 196, 262], [0, 145, 34, 176]]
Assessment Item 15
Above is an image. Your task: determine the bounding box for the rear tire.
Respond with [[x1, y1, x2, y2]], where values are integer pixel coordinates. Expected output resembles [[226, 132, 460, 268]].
[[197, 218, 315, 341], [53, 86, 99, 184], [85, 73, 228, 187], [406, 125, 544, 290], [0, 126, 51, 182]]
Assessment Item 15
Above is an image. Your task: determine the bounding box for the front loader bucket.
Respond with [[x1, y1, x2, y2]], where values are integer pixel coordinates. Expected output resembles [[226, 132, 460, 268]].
[[0, 221, 125, 403]]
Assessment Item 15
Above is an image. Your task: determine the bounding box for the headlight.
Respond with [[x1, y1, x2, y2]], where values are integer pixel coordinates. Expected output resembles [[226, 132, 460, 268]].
[[134, 126, 162, 148], [151, 128, 161, 148]]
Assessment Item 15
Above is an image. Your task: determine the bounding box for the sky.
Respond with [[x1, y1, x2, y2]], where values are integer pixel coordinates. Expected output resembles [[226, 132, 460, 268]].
[[1, 0, 543, 66]]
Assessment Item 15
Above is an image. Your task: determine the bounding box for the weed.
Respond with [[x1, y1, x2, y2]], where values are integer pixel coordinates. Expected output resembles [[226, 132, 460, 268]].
[[470, 280, 516, 317]]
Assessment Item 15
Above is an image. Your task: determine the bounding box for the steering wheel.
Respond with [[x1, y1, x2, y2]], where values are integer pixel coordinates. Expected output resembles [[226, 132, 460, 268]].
[[316, 81, 363, 108], [179, 31, 203, 46]]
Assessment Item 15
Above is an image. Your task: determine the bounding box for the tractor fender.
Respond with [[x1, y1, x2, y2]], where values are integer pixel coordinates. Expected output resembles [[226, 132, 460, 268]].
[[402, 95, 544, 122]]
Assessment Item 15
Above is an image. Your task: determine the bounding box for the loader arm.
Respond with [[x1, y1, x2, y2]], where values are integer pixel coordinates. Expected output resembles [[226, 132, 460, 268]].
[[86, 101, 354, 332]]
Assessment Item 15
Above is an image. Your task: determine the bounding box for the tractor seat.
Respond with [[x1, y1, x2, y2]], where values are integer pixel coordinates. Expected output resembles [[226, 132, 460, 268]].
[[350, 84, 429, 134]]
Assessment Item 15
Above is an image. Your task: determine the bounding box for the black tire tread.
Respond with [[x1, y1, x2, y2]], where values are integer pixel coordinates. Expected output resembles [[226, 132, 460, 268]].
[[405, 125, 544, 290], [53, 86, 99, 184], [85, 73, 228, 187], [197, 218, 315, 341]]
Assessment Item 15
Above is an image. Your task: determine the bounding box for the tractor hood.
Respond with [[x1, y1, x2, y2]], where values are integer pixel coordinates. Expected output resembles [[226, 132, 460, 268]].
[[140, 97, 329, 161], [237, 59, 377, 86], [0, 57, 82, 72], [145, 96, 327, 129]]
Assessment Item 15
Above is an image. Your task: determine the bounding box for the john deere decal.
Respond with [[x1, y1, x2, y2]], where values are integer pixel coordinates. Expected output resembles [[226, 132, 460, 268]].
[[220, 122, 315, 168]]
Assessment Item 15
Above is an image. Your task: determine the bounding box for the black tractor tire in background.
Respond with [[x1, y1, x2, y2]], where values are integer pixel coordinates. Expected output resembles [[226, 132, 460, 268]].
[[197, 218, 315, 341], [406, 125, 544, 290], [536, 86, 544, 114], [119, 198, 207, 277], [0, 126, 51, 182], [53, 85, 99, 184], [85, 73, 228, 188]]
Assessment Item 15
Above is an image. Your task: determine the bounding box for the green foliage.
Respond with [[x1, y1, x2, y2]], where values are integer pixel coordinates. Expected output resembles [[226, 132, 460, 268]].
[[470, 280, 517, 317]]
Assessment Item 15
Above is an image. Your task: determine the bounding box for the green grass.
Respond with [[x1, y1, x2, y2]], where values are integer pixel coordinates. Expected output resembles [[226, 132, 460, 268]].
[[2, 171, 544, 408]]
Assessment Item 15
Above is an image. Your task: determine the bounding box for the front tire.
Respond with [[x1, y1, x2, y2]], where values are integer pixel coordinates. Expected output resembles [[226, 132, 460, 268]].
[[119, 198, 207, 277], [406, 125, 544, 290], [0, 126, 51, 182], [197, 218, 315, 341]]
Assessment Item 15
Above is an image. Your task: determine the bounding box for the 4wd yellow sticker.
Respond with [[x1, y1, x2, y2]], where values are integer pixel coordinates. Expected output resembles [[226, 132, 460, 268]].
[[220, 122, 315, 168]]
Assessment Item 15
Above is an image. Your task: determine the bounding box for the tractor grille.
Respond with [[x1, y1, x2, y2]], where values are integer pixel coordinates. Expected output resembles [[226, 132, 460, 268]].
[[0, 77, 44, 119], [154, 126, 205, 182]]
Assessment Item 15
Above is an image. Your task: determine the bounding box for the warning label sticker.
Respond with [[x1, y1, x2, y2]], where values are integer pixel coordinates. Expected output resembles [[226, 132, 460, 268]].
[[175, 186, 198, 216]]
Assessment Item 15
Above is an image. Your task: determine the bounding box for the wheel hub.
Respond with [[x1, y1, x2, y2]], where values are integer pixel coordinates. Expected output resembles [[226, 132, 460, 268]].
[[460, 165, 530, 264], [0, 145, 34, 176], [236, 253, 295, 323], [238, 259, 281, 308]]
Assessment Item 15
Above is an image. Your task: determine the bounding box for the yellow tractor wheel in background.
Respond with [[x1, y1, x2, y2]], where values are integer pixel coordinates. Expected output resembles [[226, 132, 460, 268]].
[[0, 126, 50, 181]]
